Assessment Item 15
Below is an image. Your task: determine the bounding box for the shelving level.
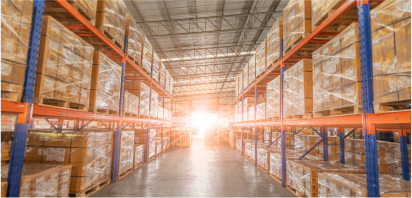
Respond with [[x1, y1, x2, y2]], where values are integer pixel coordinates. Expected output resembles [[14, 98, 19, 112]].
[[232, 0, 410, 197], [1, 0, 174, 197]]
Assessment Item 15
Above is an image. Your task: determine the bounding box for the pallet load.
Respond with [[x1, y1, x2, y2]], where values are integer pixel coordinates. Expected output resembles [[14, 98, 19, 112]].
[[125, 14, 143, 65], [150, 90, 158, 118], [239, 72, 244, 92], [248, 106, 254, 122], [1, 133, 12, 165], [1, 164, 72, 197], [235, 77, 239, 97], [152, 51, 160, 82], [160, 63, 166, 87], [243, 65, 249, 90], [267, 17, 283, 68], [256, 38, 267, 77], [312, 0, 347, 30], [257, 147, 282, 172], [44, 0, 97, 26], [90, 51, 121, 115], [313, 23, 363, 117], [134, 129, 156, 160], [283, 59, 313, 119], [283, 0, 312, 55], [248, 55, 256, 86], [133, 144, 145, 169], [123, 91, 139, 117], [371, 0, 411, 112], [114, 131, 134, 180], [256, 102, 266, 121], [25, 131, 113, 195], [266, 76, 281, 121], [34, 16, 94, 111], [271, 132, 295, 150], [95, 0, 126, 50], [142, 36, 153, 74], [158, 106, 164, 119], [249, 142, 271, 161], [318, 173, 411, 197], [124, 81, 150, 118], [170, 76, 174, 95], [344, 139, 411, 177], [163, 137, 170, 151], [1, 0, 32, 102], [295, 134, 341, 161], [155, 138, 163, 156], [165, 70, 171, 93], [286, 161, 366, 197]]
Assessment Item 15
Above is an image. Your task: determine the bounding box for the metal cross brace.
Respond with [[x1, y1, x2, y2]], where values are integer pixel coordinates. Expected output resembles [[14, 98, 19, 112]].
[[267, 136, 281, 148], [44, 118, 60, 131], [309, 125, 324, 139], [344, 127, 358, 139], [273, 127, 280, 132], [99, 121, 109, 129], [78, 120, 94, 131], [121, 122, 132, 130], [299, 139, 324, 160], [295, 128, 305, 135]]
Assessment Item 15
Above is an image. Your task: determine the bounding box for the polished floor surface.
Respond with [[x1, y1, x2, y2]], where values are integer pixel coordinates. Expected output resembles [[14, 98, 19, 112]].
[[91, 135, 296, 197]]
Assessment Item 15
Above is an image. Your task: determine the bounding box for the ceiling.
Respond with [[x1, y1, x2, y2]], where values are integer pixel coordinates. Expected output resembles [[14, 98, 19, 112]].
[[125, 0, 287, 100]]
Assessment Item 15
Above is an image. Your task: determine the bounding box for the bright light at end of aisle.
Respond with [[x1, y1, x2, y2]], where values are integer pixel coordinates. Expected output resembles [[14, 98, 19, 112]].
[[192, 112, 217, 137]]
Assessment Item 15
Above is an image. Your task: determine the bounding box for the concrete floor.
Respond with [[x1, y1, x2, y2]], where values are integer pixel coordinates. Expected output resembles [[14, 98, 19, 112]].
[[91, 135, 296, 197]]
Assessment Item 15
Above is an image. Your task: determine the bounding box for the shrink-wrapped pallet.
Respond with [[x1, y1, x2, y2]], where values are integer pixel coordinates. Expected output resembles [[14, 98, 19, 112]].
[[243, 65, 249, 89], [248, 55, 256, 85], [266, 76, 281, 120], [170, 76, 174, 95], [267, 17, 283, 67], [158, 106, 164, 119], [313, 23, 362, 115], [142, 36, 153, 74], [286, 160, 365, 197], [271, 132, 295, 150], [134, 129, 156, 144], [270, 150, 320, 181], [256, 102, 266, 120], [257, 147, 282, 172], [1, 164, 72, 197], [150, 90, 158, 118], [295, 134, 341, 161], [165, 70, 171, 93], [344, 139, 411, 177], [256, 39, 267, 77], [152, 51, 160, 82], [239, 72, 244, 92], [90, 51, 121, 114], [283, 0, 312, 55], [34, 16, 94, 109], [283, 59, 313, 118], [371, 0, 411, 112], [248, 106, 255, 122], [163, 137, 170, 151], [133, 144, 145, 169], [123, 91, 139, 116], [25, 131, 113, 193], [124, 81, 150, 117], [155, 139, 162, 155], [114, 131, 134, 179], [125, 14, 143, 66], [160, 63, 166, 87], [311, 0, 345, 30], [96, 0, 126, 49], [235, 77, 239, 97], [318, 173, 411, 197], [148, 141, 156, 159], [249, 142, 271, 161], [1, 0, 32, 102]]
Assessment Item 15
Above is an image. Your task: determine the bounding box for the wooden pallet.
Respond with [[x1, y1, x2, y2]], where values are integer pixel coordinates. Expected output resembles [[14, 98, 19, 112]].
[[284, 113, 313, 120], [34, 97, 88, 111], [118, 168, 133, 180], [1, 82, 22, 102], [283, 33, 310, 56], [124, 112, 139, 118], [133, 161, 144, 170], [266, 117, 280, 122], [127, 55, 141, 66], [89, 108, 119, 116], [374, 100, 411, 113], [69, 179, 111, 197], [270, 173, 282, 183], [44, 1, 96, 26], [313, 105, 363, 118], [97, 27, 124, 52], [267, 58, 280, 70]]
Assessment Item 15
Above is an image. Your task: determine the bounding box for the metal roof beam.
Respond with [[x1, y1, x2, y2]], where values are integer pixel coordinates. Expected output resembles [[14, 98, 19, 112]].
[[174, 81, 235, 87], [146, 26, 271, 38]]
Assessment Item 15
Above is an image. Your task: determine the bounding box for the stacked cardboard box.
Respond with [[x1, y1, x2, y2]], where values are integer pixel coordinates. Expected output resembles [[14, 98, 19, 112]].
[[114, 131, 134, 179], [283, 59, 313, 118], [286, 160, 365, 197], [257, 147, 282, 172], [243, 65, 249, 89], [148, 141, 156, 159], [267, 17, 283, 67], [283, 0, 312, 54], [165, 70, 171, 93], [1, 132, 12, 165], [123, 91, 139, 116], [25, 131, 113, 193], [34, 16, 94, 109], [2, 164, 72, 197], [318, 173, 411, 197], [90, 51, 121, 114], [256, 39, 267, 77], [169, 76, 174, 95], [160, 63, 166, 87], [158, 106, 164, 119], [163, 137, 170, 151], [266, 76, 281, 120], [142, 36, 153, 74], [96, 0, 126, 49], [152, 51, 160, 82], [134, 129, 156, 159], [271, 132, 295, 150], [1, 0, 32, 102], [311, 0, 344, 29], [133, 144, 145, 169], [235, 77, 239, 97], [295, 134, 341, 161], [1, 182, 6, 197], [248, 55, 256, 86], [243, 97, 253, 122], [270, 150, 319, 181], [256, 102, 266, 120], [150, 89, 158, 118], [239, 72, 244, 92], [313, 23, 362, 114], [125, 14, 143, 66], [344, 139, 411, 176], [371, 0, 411, 111], [124, 81, 150, 117], [235, 139, 244, 153], [155, 139, 163, 155]]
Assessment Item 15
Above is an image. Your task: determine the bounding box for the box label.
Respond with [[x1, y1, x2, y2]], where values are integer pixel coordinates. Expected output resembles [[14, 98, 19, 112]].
[[2, 62, 12, 76], [46, 148, 65, 162]]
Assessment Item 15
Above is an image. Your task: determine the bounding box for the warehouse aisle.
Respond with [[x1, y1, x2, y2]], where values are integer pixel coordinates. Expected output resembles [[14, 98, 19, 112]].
[[92, 136, 296, 197]]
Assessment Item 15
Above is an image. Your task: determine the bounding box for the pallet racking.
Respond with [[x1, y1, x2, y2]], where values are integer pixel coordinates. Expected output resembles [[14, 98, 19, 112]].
[[232, 0, 410, 197], [1, 1, 174, 196]]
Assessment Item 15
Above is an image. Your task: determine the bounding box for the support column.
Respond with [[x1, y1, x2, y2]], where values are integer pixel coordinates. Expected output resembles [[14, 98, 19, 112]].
[[323, 126, 328, 161], [339, 127, 345, 164], [400, 129, 410, 181], [280, 39, 286, 187], [145, 63, 154, 163], [254, 84, 258, 166]]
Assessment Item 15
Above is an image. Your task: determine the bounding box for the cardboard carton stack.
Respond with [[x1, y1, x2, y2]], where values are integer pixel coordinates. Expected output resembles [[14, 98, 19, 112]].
[[257, 147, 282, 172], [311, 0, 345, 29], [150, 89, 158, 118], [270, 150, 319, 181], [123, 91, 139, 116], [266, 76, 281, 120], [1, 164, 72, 197], [142, 36, 153, 74], [25, 131, 113, 193], [256, 39, 267, 77], [243, 65, 249, 89], [1, 0, 32, 102], [248, 55, 256, 86], [267, 17, 283, 67], [271, 132, 295, 150], [152, 51, 160, 82], [256, 102, 266, 120], [295, 134, 341, 161], [134, 129, 156, 159], [160, 63, 166, 87], [124, 81, 150, 118], [114, 131, 134, 179], [96, 0, 126, 49], [133, 144, 145, 169], [155, 138, 163, 155], [125, 14, 143, 66]]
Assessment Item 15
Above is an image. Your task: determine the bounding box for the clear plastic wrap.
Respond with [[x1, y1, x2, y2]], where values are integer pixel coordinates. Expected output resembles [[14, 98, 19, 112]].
[[116, 130, 134, 178], [311, 0, 344, 30], [235, 77, 239, 97], [133, 144, 145, 168], [313, 23, 362, 113], [160, 63, 166, 87], [271, 132, 295, 150], [90, 51, 121, 113], [243, 65, 249, 89], [1, 0, 32, 101], [123, 91, 139, 116], [25, 130, 114, 192], [344, 139, 411, 177], [286, 160, 366, 197], [239, 72, 244, 92], [150, 89, 158, 118], [266, 76, 281, 119], [165, 70, 171, 93], [134, 129, 156, 144], [248, 106, 255, 121], [283, 0, 311, 54], [96, 0, 126, 49], [256, 39, 267, 77], [283, 59, 313, 117], [248, 55, 256, 85], [294, 134, 341, 161], [1, 163, 72, 197], [318, 173, 411, 197], [267, 17, 283, 67], [371, 0, 411, 107], [152, 51, 160, 82], [170, 76, 174, 95], [149, 141, 156, 159], [156, 139, 162, 155], [158, 106, 164, 119], [34, 16, 94, 108], [142, 36, 153, 74], [256, 102, 266, 120], [163, 137, 169, 151], [125, 14, 143, 65], [257, 147, 282, 171]]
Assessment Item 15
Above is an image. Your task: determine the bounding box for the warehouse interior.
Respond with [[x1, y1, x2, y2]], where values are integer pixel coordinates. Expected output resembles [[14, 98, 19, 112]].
[[1, 0, 411, 197]]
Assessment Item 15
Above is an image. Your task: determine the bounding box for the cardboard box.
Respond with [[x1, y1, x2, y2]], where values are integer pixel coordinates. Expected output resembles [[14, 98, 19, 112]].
[[141, 36, 153, 74], [267, 17, 283, 67], [248, 55, 256, 86], [125, 14, 143, 66], [96, 0, 126, 48], [114, 131, 134, 179], [256, 39, 267, 77], [133, 144, 145, 169]]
